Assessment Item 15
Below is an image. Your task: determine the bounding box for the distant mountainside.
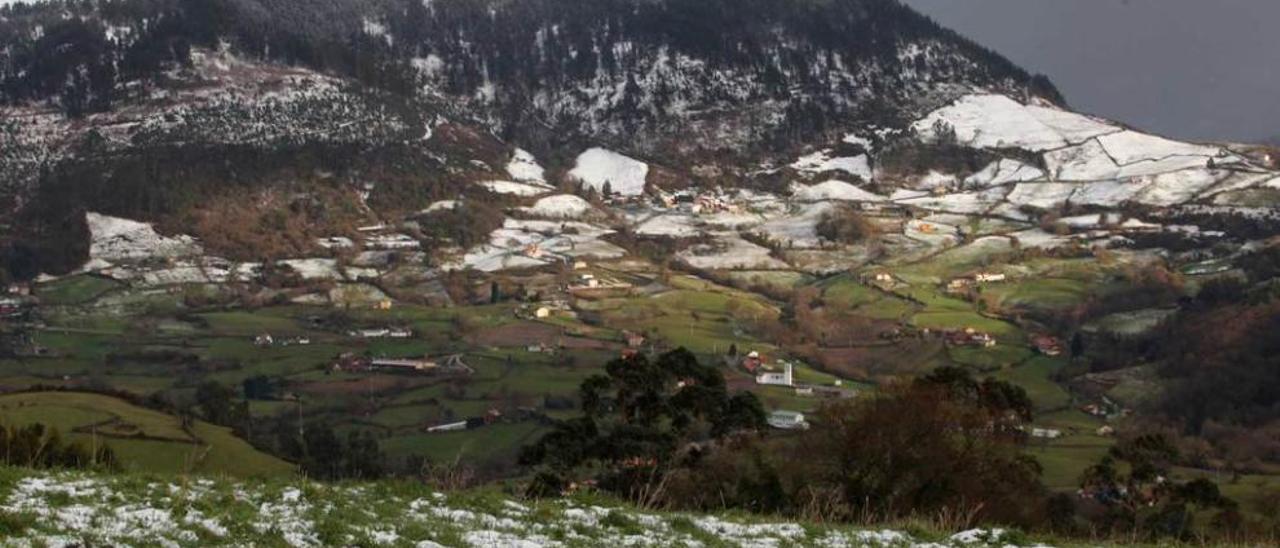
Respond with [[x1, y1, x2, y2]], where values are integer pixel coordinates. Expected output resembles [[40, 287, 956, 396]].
[[0, 0, 1063, 273], [1, 0, 1060, 148], [9, 0, 1276, 282]]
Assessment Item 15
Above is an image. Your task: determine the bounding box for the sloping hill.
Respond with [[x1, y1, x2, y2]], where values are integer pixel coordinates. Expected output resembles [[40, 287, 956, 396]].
[[0, 391, 293, 477]]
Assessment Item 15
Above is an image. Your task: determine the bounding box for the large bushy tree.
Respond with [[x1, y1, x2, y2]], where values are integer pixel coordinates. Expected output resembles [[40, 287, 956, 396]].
[[1079, 433, 1238, 540], [662, 368, 1047, 528], [519, 348, 766, 502]]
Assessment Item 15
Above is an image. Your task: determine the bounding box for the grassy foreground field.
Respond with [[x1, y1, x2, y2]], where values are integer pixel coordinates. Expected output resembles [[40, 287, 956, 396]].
[[0, 466, 1075, 547], [0, 392, 292, 477]]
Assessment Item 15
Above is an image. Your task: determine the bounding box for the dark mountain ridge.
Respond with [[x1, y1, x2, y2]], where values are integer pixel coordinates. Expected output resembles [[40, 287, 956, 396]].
[[1, 0, 1061, 146]]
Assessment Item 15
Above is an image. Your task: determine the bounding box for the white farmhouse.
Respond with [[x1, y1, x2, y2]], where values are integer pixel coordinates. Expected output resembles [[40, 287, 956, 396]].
[[767, 410, 809, 430], [756, 361, 794, 387], [1030, 427, 1063, 439]]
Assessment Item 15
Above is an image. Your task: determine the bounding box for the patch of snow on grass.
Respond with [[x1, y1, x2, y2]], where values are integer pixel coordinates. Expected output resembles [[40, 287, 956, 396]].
[[0, 470, 1058, 547], [965, 159, 1045, 188], [914, 94, 1116, 151], [898, 191, 1001, 214], [759, 202, 836, 249], [791, 150, 872, 180], [890, 189, 930, 201], [425, 200, 460, 212], [916, 170, 958, 191], [1006, 183, 1080, 209], [951, 528, 1008, 545], [792, 180, 885, 202], [678, 233, 789, 270], [521, 195, 595, 218], [1044, 140, 1119, 181], [506, 148, 546, 183], [569, 148, 649, 196], [1131, 169, 1225, 206], [1116, 155, 1214, 179], [1071, 180, 1147, 207], [86, 212, 202, 263], [481, 180, 553, 197], [1097, 130, 1221, 166], [636, 214, 701, 237], [841, 132, 872, 149], [279, 259, 341, 280], [1011, 228, 1073, 249]]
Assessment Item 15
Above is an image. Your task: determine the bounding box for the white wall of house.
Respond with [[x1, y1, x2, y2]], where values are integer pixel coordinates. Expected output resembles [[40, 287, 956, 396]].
[[755, 362, 794, 386]]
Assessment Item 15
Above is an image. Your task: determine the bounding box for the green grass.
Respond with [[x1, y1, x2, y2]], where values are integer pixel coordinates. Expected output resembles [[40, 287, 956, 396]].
[[819, 276, 880, 309], [911, 311, 1021, 340], [583, 277, 780, 356], [381, 422, 547, 463], [1037, 408, 1106, 432], [753, 385, 825, 413], [0, 392, 293, 477], [197, 311, 306, 336], [994, 356, 1072, 412], [727, 270, 813, 292], [1028, 442, 1111, 491], [949, 344, 1033, 372], [36, 275, 122, 305], [987, 278, 1090, 311], [1024, 406, 1114, 491], [818, 276, 918, 321]]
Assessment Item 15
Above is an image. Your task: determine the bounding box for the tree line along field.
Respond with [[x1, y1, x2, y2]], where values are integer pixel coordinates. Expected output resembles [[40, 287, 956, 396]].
[[4, 245, 1280, 525]]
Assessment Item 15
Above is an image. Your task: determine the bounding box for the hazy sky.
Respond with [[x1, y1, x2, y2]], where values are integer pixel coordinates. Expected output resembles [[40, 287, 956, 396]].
[[901, 0, 1280, 144]]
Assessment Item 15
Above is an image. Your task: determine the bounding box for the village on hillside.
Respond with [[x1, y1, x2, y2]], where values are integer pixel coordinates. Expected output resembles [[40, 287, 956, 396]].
[[4, 92, 1277, 486]]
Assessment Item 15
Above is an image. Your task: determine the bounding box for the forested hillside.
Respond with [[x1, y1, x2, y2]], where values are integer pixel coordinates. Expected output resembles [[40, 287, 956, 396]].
[[1, 0, 1059, 149]]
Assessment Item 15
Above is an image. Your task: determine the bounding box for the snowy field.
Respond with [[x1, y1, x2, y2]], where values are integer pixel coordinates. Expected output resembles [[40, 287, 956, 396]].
[[790, 150, 873, 180], [480, 180, 553, 197], [907, 93, 1277, 211], [0, 468, 1043, 548], [792, 180, 886, 202], [452, 218, 623, 272], [86, 212, 202, 263], [569, 148, 650, 196], [678, 233, 789, 270], [913, 94, 1118, 151], [519, 195, 596, 219], [506, 148, 546, 183]]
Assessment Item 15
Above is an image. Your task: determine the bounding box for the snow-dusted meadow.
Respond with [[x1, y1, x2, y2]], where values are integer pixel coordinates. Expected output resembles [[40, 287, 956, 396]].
[[0, 468, 1048, 548]]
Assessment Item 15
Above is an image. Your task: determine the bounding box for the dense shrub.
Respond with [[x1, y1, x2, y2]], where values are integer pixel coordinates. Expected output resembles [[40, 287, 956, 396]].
[[661, 368, 1046, 528], [815, 205, 879, 245]]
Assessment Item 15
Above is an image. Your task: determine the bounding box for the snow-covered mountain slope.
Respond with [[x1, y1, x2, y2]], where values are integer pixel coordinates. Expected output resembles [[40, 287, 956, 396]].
[[2, 0, 1277, 280], [905, 93, 1276, 210], [0, 0, 1059, 159]]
